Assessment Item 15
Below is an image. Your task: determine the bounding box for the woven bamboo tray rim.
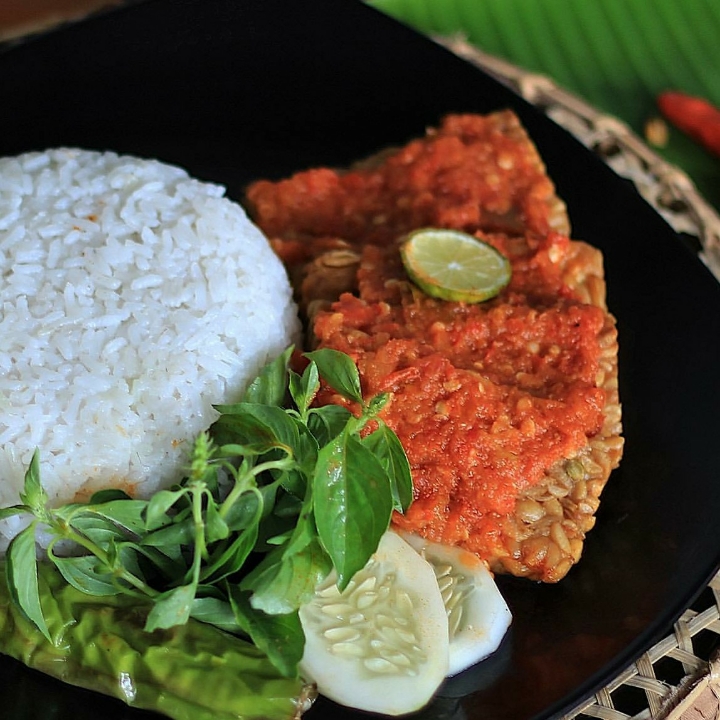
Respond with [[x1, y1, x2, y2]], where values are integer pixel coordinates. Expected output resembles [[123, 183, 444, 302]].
[[436, 36, 720, 720]]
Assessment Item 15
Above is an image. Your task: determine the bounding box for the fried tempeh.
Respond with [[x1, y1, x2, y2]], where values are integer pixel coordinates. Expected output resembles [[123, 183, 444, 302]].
[[246, 111, 622, 582]]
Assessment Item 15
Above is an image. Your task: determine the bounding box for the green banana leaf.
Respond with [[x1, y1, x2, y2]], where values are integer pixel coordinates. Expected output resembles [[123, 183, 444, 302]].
[[368, 0, 720, 211]]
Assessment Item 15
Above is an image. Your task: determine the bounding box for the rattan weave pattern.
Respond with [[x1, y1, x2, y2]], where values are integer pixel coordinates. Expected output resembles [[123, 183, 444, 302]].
[[566, 574, 720, 719], [437, 36, 720, 720]]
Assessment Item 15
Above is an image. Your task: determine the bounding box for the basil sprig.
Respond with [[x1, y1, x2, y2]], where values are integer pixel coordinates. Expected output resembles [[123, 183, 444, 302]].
[[2, 347, 413, 677]]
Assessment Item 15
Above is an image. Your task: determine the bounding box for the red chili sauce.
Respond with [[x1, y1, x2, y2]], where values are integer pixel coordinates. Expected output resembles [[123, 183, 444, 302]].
[[247, 111, 566, 264], [313, 235, 606, 556]]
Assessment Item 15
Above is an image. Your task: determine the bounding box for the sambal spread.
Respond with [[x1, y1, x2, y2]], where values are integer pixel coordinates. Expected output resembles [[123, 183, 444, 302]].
[[313, 234, 608, 560]]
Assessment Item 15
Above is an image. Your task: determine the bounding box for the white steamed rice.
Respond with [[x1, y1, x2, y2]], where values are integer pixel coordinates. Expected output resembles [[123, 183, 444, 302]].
[[0, 148, 300, 545]]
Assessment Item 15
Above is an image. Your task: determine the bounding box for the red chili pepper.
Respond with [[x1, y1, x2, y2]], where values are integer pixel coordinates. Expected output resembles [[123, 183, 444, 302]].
[[657, 90, 720, 159]]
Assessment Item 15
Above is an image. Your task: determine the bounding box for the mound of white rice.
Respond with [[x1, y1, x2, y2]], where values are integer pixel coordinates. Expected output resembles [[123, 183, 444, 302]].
[[0, 148, 300, 543]]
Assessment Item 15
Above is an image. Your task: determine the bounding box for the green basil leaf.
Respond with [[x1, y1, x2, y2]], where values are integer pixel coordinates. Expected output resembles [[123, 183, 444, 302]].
[[18, 451, 48, 516], [210, 416, 277, 454], [145, 584, 196, 632], [313, 432, 393, 588], [69, 514, 133, 548], [204, 499, 230, 544], [307, 404, 353, 446], [141, 517, 195, 548], [366, 391, 390, 417], [255, 483, 313, 555], [47, 503, 84, 524], [361, 423, 414, 513], [282, 505, 318, 558], [241, 346, 293, 406], [132, 543, 187, 579], [272, 491, 302, 519], [88, 488, 133, 503], [305, 348, 364, 405], [49, 554, 120, 596], [190, 596, 244, 634], [114, 541, 148, 580], [214, 442, 268, 459], [274, 422, 317, 484], [6, 523, 51, 641], [211, 404, 299, 456], [229, 587, 304, 678], [223, 488, 264, 532], [201, 492, 262, 584], [241, 539, 330, 615], [145, 489, 187, 530], [201, 531, 258, 585], [266, 531, 292, 546], [254, 511, 296, 553], [0, 505, 29, 521], [276, 468, 307, 500], [289, 361, 320, 416]]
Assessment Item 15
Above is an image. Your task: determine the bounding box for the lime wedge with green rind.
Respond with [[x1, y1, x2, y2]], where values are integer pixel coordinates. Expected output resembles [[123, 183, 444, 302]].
[[400, 228, 512, 303]]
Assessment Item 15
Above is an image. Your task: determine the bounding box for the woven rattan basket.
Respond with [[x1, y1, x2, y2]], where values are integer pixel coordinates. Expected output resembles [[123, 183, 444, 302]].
[[438, 36, 720, 720]]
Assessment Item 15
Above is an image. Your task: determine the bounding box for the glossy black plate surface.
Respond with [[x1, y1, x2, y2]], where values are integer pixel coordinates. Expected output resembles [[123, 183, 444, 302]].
[[2, 1, 720, 719]]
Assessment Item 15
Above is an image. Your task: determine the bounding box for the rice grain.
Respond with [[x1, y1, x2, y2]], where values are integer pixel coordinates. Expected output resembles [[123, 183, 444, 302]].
[[0, 148, 300, 545]]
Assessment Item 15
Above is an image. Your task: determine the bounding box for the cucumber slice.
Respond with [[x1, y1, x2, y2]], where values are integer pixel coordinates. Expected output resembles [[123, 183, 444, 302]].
[[298, 531, 449, 716], [402, 533, 512, 676]]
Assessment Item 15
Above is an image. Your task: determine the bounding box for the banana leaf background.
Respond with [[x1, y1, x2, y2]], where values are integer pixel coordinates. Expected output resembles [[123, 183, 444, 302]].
[[368, 0, 720, 212]]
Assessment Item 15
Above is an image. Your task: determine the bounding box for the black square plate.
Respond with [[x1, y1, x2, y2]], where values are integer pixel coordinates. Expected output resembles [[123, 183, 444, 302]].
[[2, 1, 720, 719]]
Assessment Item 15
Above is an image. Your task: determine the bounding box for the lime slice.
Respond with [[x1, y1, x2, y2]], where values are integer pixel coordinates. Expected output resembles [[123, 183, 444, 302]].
[[400, 228, 511, 303]]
